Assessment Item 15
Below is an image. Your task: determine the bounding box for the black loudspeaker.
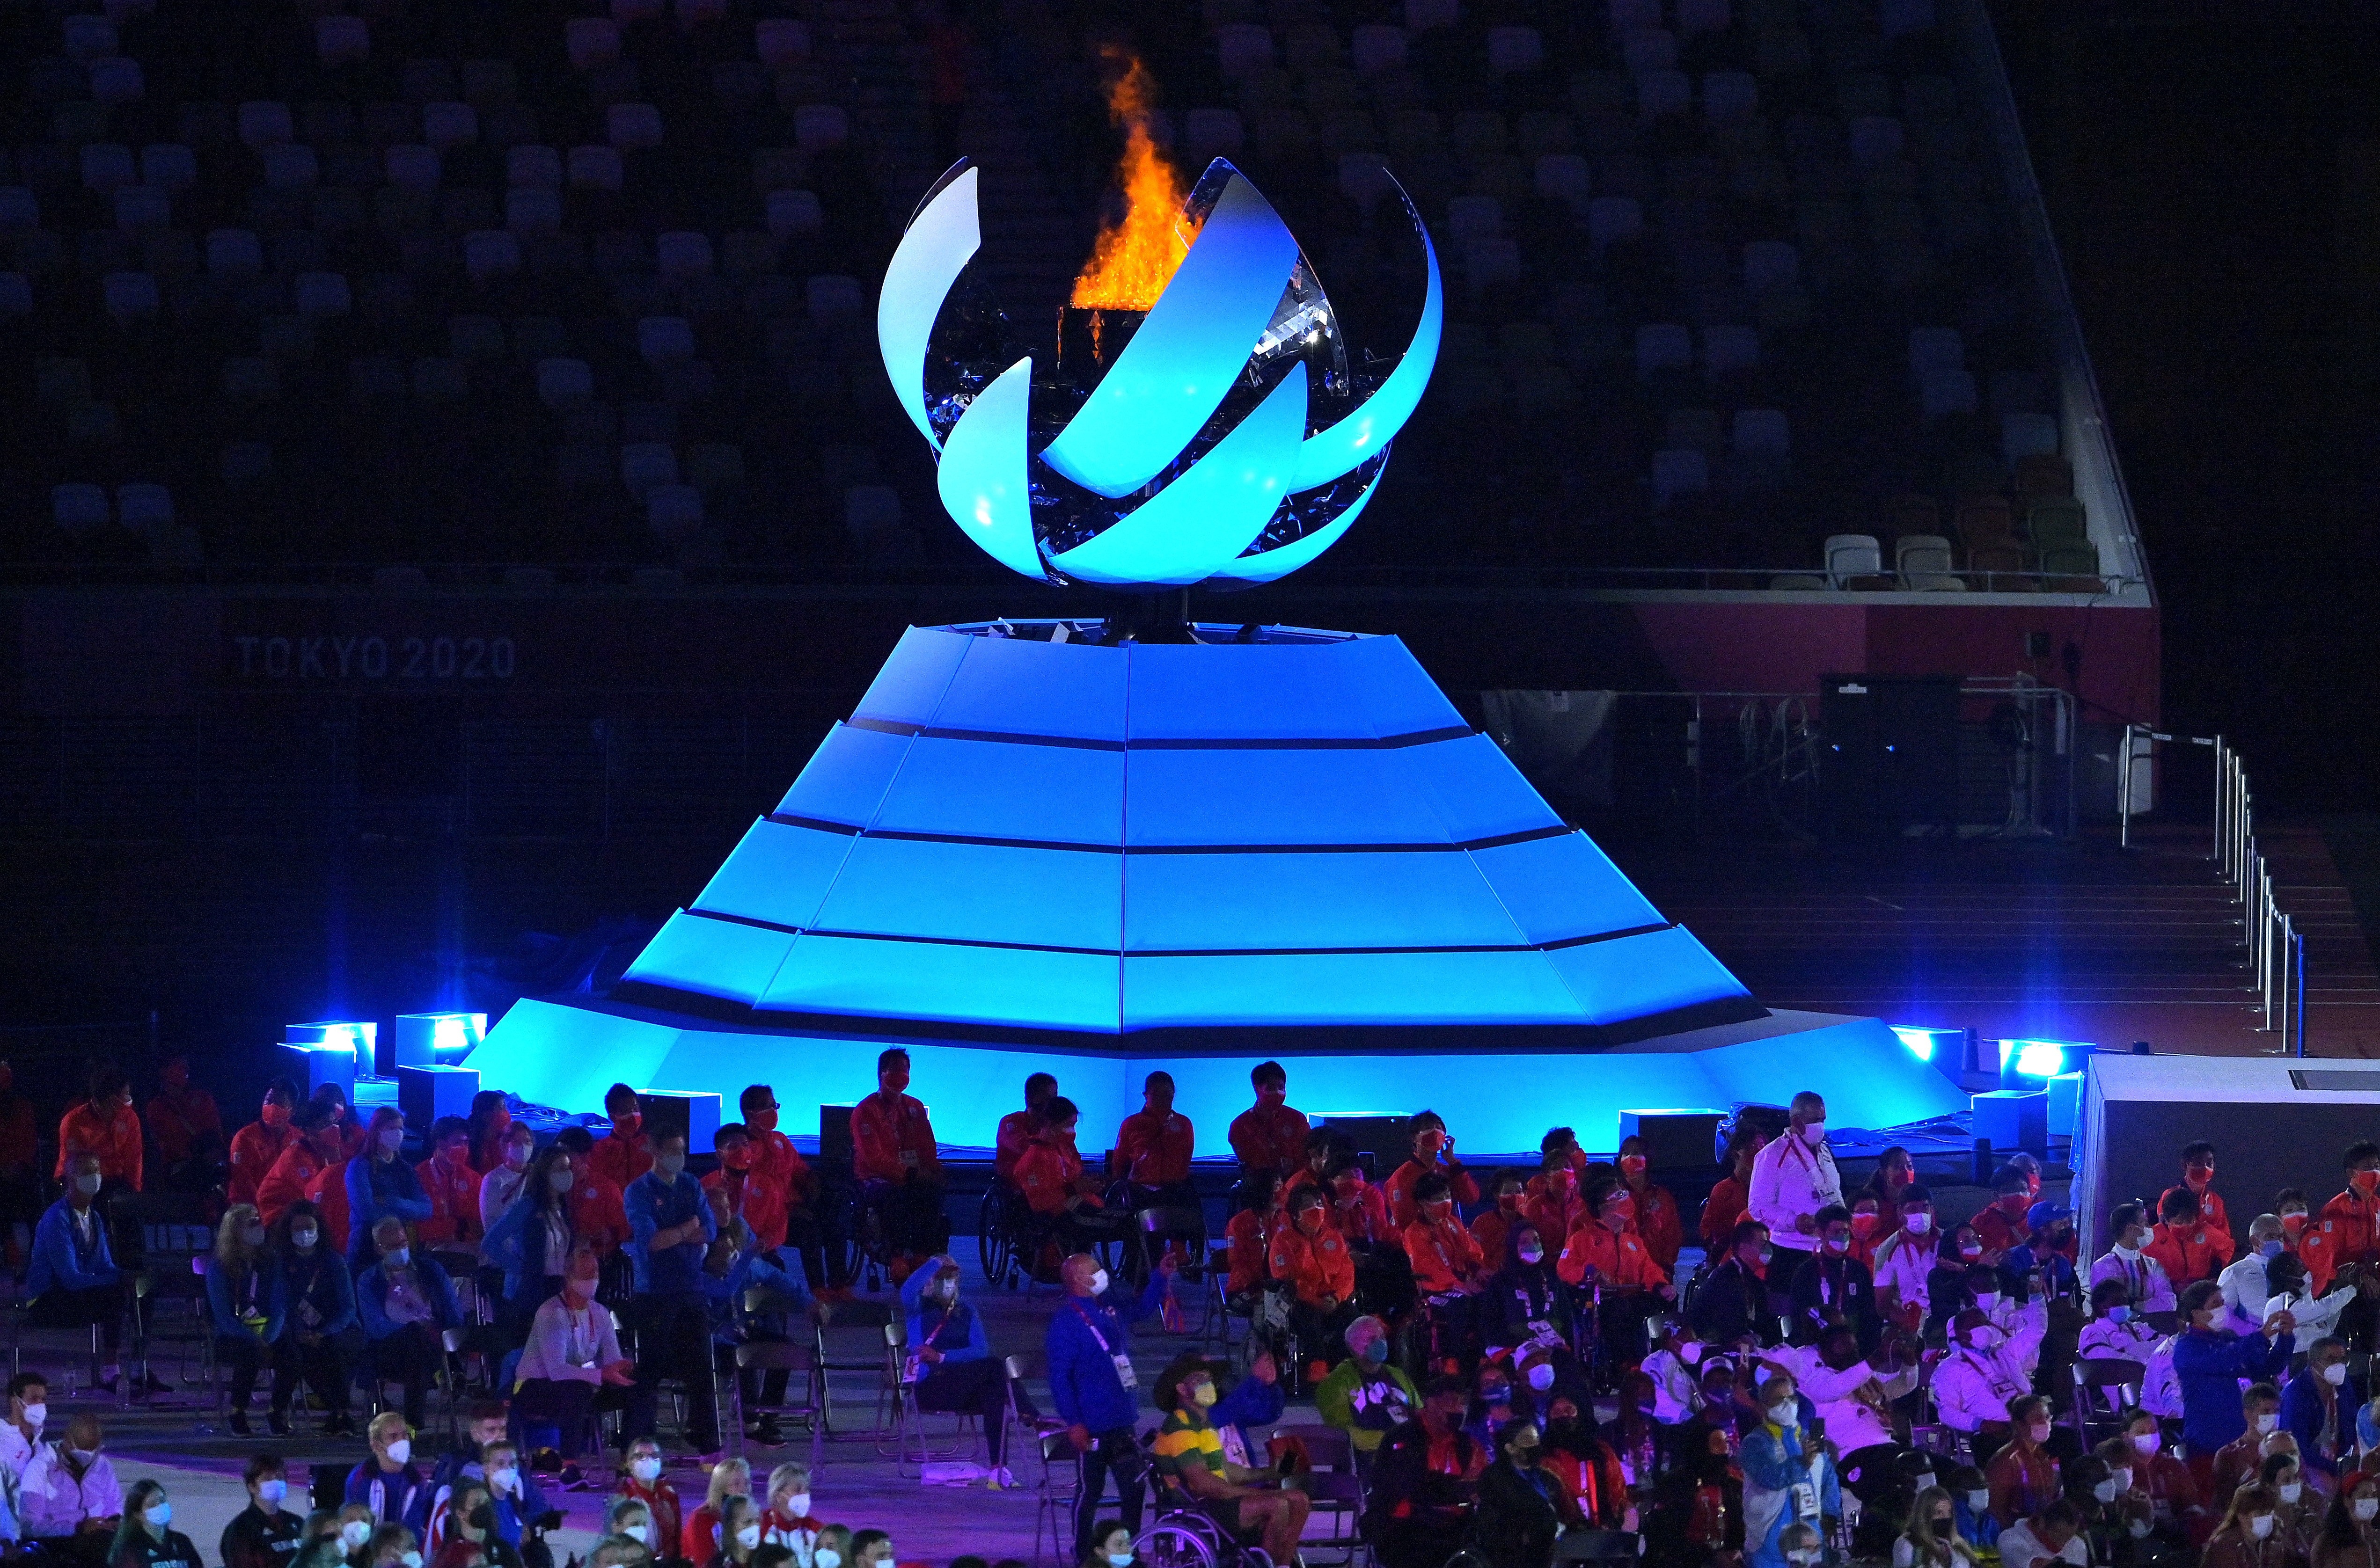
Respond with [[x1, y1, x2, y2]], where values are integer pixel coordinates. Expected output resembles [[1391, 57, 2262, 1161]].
[[819, 1105, 855, 1164], [1618, 1110, 1726, 1170], [640, 1091, 720, 1154], [1820, 673, 1962, 837], [1317, 1115, 1411, 1178]]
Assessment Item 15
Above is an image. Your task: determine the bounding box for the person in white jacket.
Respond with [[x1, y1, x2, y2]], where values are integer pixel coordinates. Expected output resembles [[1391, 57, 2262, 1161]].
[[2220, 1216, 2291, 1334], [2076, 1281, 2183, 1422], [1643, 1319, 1709, 1425], [2087, 1203, 2177, 1315], [1933, 1307, 2046, 1440], [2260, 1254, 2359, 1342], [17, 1411, 124, 1542], [1766, 1324, 1921, 1463], [1750, 1093, 1841, 1261]]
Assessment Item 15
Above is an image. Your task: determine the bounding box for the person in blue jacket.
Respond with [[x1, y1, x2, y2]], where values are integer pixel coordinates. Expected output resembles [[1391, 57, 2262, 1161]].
[[271, 1198, 359, 1437], [2282, 1334, 2360, 1487], [356, 1215, 464, 1429], [1741, 1372, 1840, 1568], [1046, 1250, 1174, 1562], [345, 1108, 432, 1266], [698, 1184, 810, 1450], [902, 1254, 1036, 1481], [2173, 1278, 2295, 1457], [26, 1152, 132, 1390], [204, 1205, 285, 1434]]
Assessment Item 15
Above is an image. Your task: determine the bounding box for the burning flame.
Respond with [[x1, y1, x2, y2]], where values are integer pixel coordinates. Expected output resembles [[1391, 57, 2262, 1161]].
[[1070, 58, 1194, 311]]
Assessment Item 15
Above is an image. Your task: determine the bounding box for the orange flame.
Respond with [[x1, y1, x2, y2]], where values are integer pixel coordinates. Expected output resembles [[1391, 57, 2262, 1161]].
[[1070, 58, 1194, 311]]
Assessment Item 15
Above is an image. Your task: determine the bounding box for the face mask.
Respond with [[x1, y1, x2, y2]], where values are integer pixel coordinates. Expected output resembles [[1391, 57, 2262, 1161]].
[[490, 1467, 519, 1495], [2358, 1171, 2380, 1196], [2358, 1499, 2380, 1523], [1822, 1233, 1850, 1254], [2110, 1469, 2132, 1491], [386, 1247, 410, 1268], [22, 1401, 46, 1427], [631, 1456, 662, 1482], [2262, 1239, 2285, 1259], [627, 1524, 651, 1546], [343, 1523, 373, 1550], [1967, 1327, 2001, 1351], [1358, 1337, 1388, 1364], [293, 1227, 318, 1251], [2282, 1482, 2304, 1503], [549, 1167, 575, 1194], [385, 1438, 411, 1465], [242, 1225, 267, 1247], [1801, 1121, 1825, 1143], [146, 1502, 172, 1528], [782, 1493, 811, 1517], [379, 1129, 404, 1156], [749, 1108, 779, 1134], [1974, 1291, 1999, 1311], [1528, 1362, 1556, 1391], [1191, 1382, 1218, 1408], [1755, 1246, 1774, 1269], [2251, 1515, 2277, 1540], [402, 1554, 423, 1568], [1769, 1402, 1798, 1427], [654, 1153, 687, 1182], [258, 1479, 287, 1504], [2028, 1421, 2052, 1444], [1107, 1555, 1135, 1568], [2132, 1432, 2160, 1455], [816, 1554, 842, 1568], [2105, 1304, 2131, 1323], [505, 1144, 531, 1171], [614, 1113, 643, 1139], [75, 1174, 102, 1196], [263, 1104, 291, 1127], [2317, 1361, 2352, 1389], [2283, 1212, 2309, 1232], [1851, 1214, 1881, 1240], [2094, 1480, 2119, 1503], [1621, 1155, 1647, 1175], [1904, 1211, 1932, 1234], [2256, 1413, 2279, 1434], [469, 1507, 496, 1533], [1968, 1489, 1991, 1512], [1931, 1517, 1954, 1532], [1088, 1268, 1110, 1295], [735, 1525, 762, 1551], [1519, 1246, 1544, 1264]]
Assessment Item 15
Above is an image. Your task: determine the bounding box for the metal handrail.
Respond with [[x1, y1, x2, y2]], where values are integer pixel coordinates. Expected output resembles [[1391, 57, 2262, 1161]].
[[2126, 728, 2308, 1055]]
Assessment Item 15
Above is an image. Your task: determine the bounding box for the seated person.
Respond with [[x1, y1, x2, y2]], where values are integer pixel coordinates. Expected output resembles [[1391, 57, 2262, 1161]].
[[1470, 1171, 1529, 1275], [1522, 1145, 1586, 1240], [219, 1453, 304, 1568], [1688, 1218, 1780, 1347], [1540, 1387, 1630, 1530], [1869, 1185, 1938, 1334], [1559, 1173, 1677, 1368], [271, 1200, 359, 1438], [1485, 1221, 1574, 1371], [1472, 1417, 1561, 1562], [27, 1154, 131, 1394], [992, 1072, 1053, 1189], [356, 1218, 465, 1430], [2146, 1189, 2228, 1291], [2002, 1203, 2080, 1303], [1768, 1323, 1918, 1491], [1314, 1315, 1418, 1459], [1386, 1112, 1478, 1230], [901, 1254, 1034, 1480], [850, 1047, 944, 1282], [1012, 1096, 1123, 1279], [2088, 1201, 2178, 1314], [1270, 1186, 1358, 1375], [1933, 1307, 2039, 1456], [512, 1246, 650, 1468], [1279, 1128, 1353, 1215], [1786, 1203, 1879, 1350], [345, 1413, 426, 1527], [1222, 1171, 1275, 1311], [1225, 1061, 1305, 1189], [1996, 1498, 2088, 1568], [19, 1411, 122, 1555], [2284, 1335, 2359, 1489], [1154, 1349, 1286, 1473], [1403, 1173, 1489, 1359], [1149, 1361, 1309, 1566], [1326, 1159, 1394, 1254], [1362, 1375, 1484, 1568], [614, 1437, 681, 1561], [1972, 1166, 2037, 1264], [1109, 1072, 1196, 1212], [1987, 1395, 2062, 1527], [2211, 1383, 2287, 1502], [2074, 1281, 2180, 1428], [2264, 1251, 2358, 1341]]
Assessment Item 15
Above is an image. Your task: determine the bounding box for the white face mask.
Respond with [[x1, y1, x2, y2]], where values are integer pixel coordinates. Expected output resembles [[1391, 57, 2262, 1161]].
[[2328, 1363, 2350, 1386], [1973, 1291, 1999, 1311], [549, 1167, 575, 1194], [489, 1466, 519, 1495], [2281, 1482, 2303, 1503], [2114, 1239, 2142, 1259], [257, 1479, 287, 1504], [2110, 1469, 2132, 1492], [75, 1173, 102, 1195], [402, 1554, 423, 1568], [380, 1129, 404, 1156], [1967, 1326, 2002, 1351], [342, 1522, 373, 1550], [2094, 1480, 2119, 1503], [1088, 1268, 1109, 1295], [1801, 1121, 1825, 1144], [735, 1524, 762, 1550], [20, 1402, 44, 1427], [146, 1502, 172, 1528], [2358, 1498, 2380, 1523], [242, 1225, 267, 1247], [814, 1554, 841, 1568], [784, 1493, 811, 1517], [384, 1437, 412, 1465], [2027, 1421, 2052, 1444], [1769, 1402, 1798, 1427], [1905, 1212, 1932, 1234], [2132, 1432, 2160, 1455], [2129, 1519, 2151, 1539], [1527, 1363, 1556, 1391], [627, 1524, 651, 1546], [2255, 1413, 2279, 1434], [293, 1227, 318, 1251], [2251, 1515, 2277, 1540], [1968, 1489, 1991, 1512], [630, 1456, 662, 1482]]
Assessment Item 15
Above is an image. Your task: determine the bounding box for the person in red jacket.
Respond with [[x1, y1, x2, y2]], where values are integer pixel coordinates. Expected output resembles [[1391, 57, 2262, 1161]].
[[587, 1084, 653, 1193], [1699, 1132, 1763, 1253], [2145, 1186, 2228, 1288], [257, 1102, 341, 1224], [1616, 1134, 1684, 1276], [58, 1064, 144, 1193], [1112, 1072, 1196, 1203], [466, 1090, 513, 1175], [1523, 1152, 1586, 1242], [1405, 1172, 1488, 1366], [2160, 1141, 2234, 1263], [1280, 1128, 1352, 1216], [994, 1072, 1056, 1184], [1471, 1172, 1529, 1275], [737, 1082, 839, 1299], [1224, 1171, 1278, 1304], [1387, 1112, 1478, 1230], [851, 1047, 945, 1281], [1013, 1097, 1123, 1280], [227, 1079, 299, 1210], [1561, 1175, 1676, 1375], [1329, 1160, 1395, 1254], [309, 1083, 367, 1162], [414, 1116, 483, 1247], [1271, 1185, 1358, 1365], [1227, 1061, 1308, 1185], [146, 1054, 225, 1192], [553, 1125, 630, 1258], [1971, 1165, 2036, 1264], [704, 1123, 786, 1250]]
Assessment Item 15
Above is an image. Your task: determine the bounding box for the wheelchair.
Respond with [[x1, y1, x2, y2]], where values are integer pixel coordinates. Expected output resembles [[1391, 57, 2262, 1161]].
[[835, 1174, 951, 1291], [1131, 1465, 1279, 1568], [977, 1181, 1031, 1290]]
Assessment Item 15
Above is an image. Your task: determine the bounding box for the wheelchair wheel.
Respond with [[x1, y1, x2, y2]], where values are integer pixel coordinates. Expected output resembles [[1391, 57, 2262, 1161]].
[[1131, 1521, 1222, 1568], [977, 1186, 1016, 1288]]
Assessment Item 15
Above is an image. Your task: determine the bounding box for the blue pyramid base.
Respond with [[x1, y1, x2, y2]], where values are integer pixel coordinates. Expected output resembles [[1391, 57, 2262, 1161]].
[[604, 620, 1765, 1048]]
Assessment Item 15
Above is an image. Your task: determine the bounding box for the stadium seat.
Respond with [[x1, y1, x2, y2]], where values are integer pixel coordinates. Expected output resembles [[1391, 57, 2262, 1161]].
[[1588, 196, 1643, 252], [1702, 324, 1760, 379], [792, 106, 846, 150], [117, 483, 174, 534], [1704, 70, 1758, 124], [82, 144, 136, 193], [568, 147, 624, 191], [1896, 534, 1966, 591], [568, 19, 621, 69], [114, 186, 170, 232], [537, 357, 595, 409], [637, 316, 696, 365], [1919, 369, 1977, 420], [1487, 27, 1544, 74], [1650, 449, 1710, 508], [1881, 0, 1937, 36], [1824, 534, 1882, 587], [62, 15, 118, 60], [1216, 25, 1274, 79], [1534, 154, 1590, 212], [1406, 0, 1459, 31], [686, 443, 745, 491], [0, 188, 36, 227], [1743, 240, 1798, 293], [2001, 410, 2058, 462], [206, 228, 264, 277], [756, 19, 810, 66], [317, 16, 370, 64], [465, 231, 522, 281], [292, 271, 352, 317], [424, 103, 478, 151], [263, 145, 318, 190], [620, 442, 679, 497], [506, 190, 562, 233], [608, 105, 664, 149], [1609, 0, 1662, 28], [657, 232, 713, 280], [221, 441, 273, 481], [103, 271, 159, 321], [386, 145, 440, 191], [1352, 25, 1406, 74], [1908, 326, 1965, 378], [510, 146, 562, 189], [0, 273, 29, 316], [1635, 324, 1692, 377], [1638, 71, 1691, 119], [2026, 498, 2088, 550], [140, 145, 196, 192], [412, 357, 469, 404], [1679, 0, 1731, 33], [53, 483, 110, 529], [1622, 29, 1677, 77], [2012, 454, 2074, 500]]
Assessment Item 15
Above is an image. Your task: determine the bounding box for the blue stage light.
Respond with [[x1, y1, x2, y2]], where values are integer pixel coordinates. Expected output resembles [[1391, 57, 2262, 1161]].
[[2005, 1039, 2079, 1078], [1890, 1026, 1936, 1061]]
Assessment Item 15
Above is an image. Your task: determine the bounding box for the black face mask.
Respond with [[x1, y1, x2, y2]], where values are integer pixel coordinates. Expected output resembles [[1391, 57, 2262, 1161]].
[[1932, 1517, 1954, 1531], [469, 1507, 496, 1532], [1542, 1418, 1583, 1450]]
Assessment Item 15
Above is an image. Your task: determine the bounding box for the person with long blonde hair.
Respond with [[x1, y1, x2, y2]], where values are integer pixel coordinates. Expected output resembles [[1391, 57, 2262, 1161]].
[[2205, 1482, 2288, 1568], [679, 1459, 749, 1563], [207, 1203, 281, 1433]]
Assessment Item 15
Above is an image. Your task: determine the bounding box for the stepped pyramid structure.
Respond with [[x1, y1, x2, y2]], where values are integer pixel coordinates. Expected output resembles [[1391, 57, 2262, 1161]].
[[615, 622, 1763, 1045]]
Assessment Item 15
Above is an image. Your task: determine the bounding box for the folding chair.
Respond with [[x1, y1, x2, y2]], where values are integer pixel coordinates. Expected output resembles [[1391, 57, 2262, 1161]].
[[1032, 1426, 1083, 1567], [1201, 1244, 1234, 1351], [1133, 1206, 1207, 1292], [732, 1339, 824, 1472], [2071, 1357, 2145, 1447], [888, 1317, 978, 1474], [810, 1298, 896, 1439], [1272, 1421, 1366, 1566]]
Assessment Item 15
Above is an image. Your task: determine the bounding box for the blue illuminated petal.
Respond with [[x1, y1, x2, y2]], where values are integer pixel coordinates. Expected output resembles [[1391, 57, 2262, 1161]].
[[1205, 460, 1385, 584], [1049, 362, 1305, 587], [877, 163, 979, 452], [1288, 189, 1443, 492], [933, 355, 1044, 579], [1039, 171, 1301, 500]]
